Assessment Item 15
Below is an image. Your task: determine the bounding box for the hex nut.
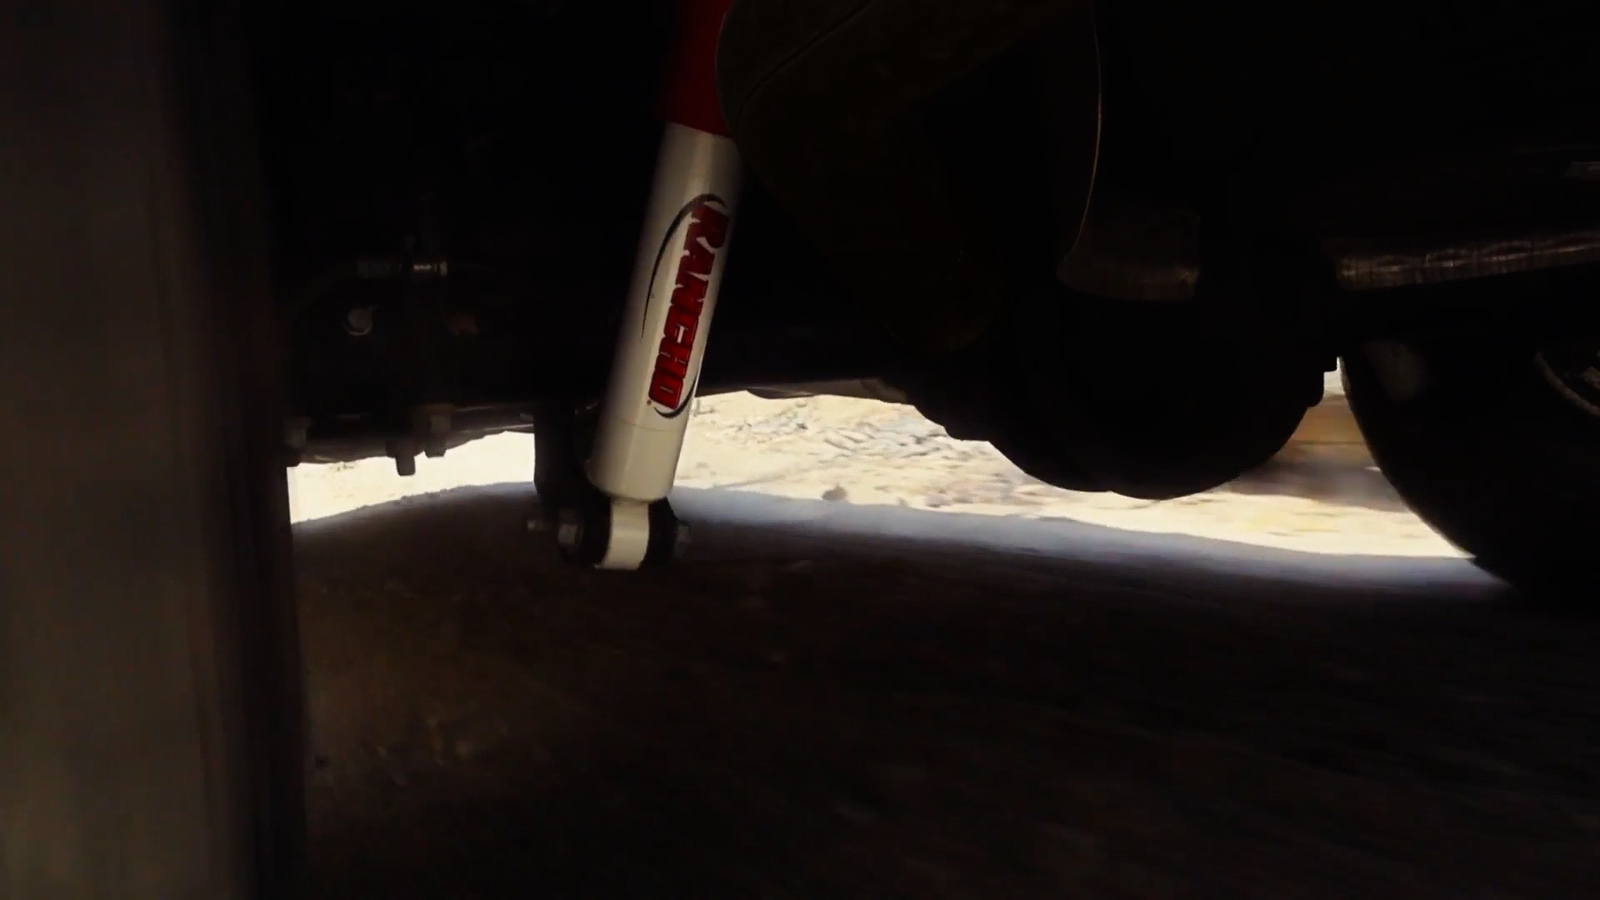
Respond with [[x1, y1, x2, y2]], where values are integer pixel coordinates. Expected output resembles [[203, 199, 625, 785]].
[[344, 307, 375, 337], [387, 437, 419, 477], [556, 508, 584, 551], [283, 417, 310, 450]]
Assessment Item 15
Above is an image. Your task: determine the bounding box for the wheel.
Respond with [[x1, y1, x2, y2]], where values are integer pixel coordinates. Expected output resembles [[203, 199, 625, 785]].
[[908, 286, 1321, 500], [0, 1, 307, 896], [1342, 334, 1600, 594]]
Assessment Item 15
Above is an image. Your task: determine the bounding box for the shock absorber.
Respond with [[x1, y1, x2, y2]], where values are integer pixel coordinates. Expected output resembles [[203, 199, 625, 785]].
[[560, 0, 741, 570]]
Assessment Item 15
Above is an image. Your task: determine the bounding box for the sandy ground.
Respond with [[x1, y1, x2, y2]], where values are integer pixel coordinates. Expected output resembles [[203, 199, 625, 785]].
[[289, 381, 1458, 559], [298, 486, 1600, 899], [293, 381, 1600, 898]]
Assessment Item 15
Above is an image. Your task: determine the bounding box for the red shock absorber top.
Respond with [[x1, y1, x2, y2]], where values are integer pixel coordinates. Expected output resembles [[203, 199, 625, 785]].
[[656, 0, 736, 137]]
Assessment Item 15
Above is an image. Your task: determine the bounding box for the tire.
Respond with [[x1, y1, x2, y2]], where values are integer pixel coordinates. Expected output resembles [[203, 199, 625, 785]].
[[1343, 336, 1600, 595], [910, 286, 1319, 500], [0, 1, 306, 896]]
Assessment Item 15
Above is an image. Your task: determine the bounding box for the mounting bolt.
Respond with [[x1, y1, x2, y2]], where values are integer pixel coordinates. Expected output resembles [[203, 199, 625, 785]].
[[555, 508, 584, 552], [1566, 161, 1600, 181], [411, 403, 454, 458], [356, 256, 402, 280], [283, 417, 310, 468], [343, 306, 375, 337], [410, 258, 449, 280], [284, 417, 310, 449], [387, 437, 419, 477]]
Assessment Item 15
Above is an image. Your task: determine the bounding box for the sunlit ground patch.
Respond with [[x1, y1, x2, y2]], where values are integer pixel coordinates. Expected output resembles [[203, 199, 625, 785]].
[[289, 391, 1459, 559]]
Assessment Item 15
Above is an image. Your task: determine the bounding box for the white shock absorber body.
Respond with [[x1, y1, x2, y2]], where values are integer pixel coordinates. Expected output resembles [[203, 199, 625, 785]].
[[587, 123, 741, 503], [582, 0, 740, 570]]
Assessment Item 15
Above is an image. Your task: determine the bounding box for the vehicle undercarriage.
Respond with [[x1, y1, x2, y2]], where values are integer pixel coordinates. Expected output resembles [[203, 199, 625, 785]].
[[6, 1, 1600, 895], [260, 0, 1600, 585]]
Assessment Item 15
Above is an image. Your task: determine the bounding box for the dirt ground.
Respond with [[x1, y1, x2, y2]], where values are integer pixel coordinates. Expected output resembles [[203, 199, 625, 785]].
[[297, 486, 1598, 899], [288, 386, 1457, 558], [289, 390, 1600, 898]]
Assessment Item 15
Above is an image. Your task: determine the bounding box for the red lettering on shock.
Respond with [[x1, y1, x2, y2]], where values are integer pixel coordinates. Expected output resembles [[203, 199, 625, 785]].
[[658, 331, 691, 371], [679, 240, 713, 280], [670, 270, 708, 310], [686, 203, 730, 250], [647, 200, 730, 411], [664, 305, 698, 349], [648, 371, 684, 408], [657, 354, 687, 384]]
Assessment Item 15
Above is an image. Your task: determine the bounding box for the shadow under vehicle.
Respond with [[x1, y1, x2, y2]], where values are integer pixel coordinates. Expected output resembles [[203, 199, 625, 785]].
[[2, 0, 1597, 893]]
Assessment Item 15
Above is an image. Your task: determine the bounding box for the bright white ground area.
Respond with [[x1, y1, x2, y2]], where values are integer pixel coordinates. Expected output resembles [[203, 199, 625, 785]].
[[289, 383, 1459, 559]]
